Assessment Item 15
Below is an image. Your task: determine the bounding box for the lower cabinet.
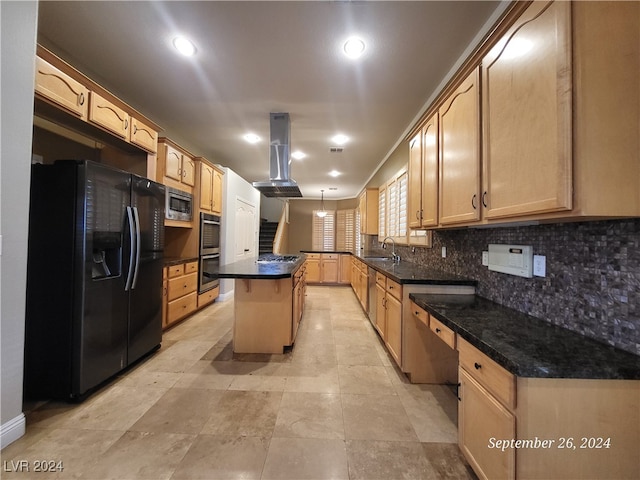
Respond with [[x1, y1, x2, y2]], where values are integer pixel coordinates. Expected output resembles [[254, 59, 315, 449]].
[[306, 253, 346, 284], [163, 261, 198, 329], [375, 273, 403, 366]]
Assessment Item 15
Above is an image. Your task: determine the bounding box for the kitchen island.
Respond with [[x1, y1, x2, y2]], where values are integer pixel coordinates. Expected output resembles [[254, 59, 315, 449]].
[[218, 254, 306, 354]]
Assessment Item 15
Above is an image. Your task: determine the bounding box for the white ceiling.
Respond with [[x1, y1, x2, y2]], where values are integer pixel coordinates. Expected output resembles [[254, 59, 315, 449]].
[[37, 1, 503, 200]]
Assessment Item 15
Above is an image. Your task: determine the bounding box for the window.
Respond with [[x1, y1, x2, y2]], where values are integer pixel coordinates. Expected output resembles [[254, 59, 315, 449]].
[[378, 187, 386, 238], [336, 209, 357, 252], [378, 166, 409, 243], [312, 210, 335, 251]]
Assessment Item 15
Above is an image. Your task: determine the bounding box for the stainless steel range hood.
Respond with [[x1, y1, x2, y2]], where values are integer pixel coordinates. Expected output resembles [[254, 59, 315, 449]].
[[252, 113, 302, 198]]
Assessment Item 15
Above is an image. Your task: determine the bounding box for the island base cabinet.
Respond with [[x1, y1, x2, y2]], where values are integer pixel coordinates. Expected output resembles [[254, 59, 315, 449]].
[[233, 278, 293, 354], [515, 378, 640, 480], [459, 367, 515, 480]]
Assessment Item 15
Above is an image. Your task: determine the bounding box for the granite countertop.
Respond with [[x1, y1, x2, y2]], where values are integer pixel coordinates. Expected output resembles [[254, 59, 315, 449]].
[[164, 256, 199, 267], [300, 250, 354, 254], [217, 255, 305, 279], [409, 293, 640, 380]]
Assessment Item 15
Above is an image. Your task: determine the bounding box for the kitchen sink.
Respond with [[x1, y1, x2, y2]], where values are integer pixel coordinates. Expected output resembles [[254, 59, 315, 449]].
[[364, 256, 393, 261]]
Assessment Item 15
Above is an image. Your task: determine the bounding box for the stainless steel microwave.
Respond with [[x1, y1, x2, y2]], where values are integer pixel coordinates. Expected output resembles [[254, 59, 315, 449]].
[[165, 186, 193, 222]]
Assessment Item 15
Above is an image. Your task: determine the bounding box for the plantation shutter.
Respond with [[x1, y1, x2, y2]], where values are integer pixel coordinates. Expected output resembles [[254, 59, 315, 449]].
[[312, 211, 336, 251]]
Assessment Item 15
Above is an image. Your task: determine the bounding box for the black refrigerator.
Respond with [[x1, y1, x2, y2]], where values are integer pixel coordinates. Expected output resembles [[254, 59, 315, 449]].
[[25, 160, 165, 400]]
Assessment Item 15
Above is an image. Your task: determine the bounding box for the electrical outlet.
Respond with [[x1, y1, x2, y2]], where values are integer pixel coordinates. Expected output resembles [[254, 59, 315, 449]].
[[533, 255, 546, 277], [441, 246, 447, 258], [482, 251, 489, 266]]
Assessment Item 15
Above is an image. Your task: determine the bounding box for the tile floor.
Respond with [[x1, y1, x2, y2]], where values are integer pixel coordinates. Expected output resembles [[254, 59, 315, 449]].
[[2, 286, 477, 479]]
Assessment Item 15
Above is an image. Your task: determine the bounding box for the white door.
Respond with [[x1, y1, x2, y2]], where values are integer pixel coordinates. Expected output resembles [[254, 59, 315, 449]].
[[235, 198, 256, 259]]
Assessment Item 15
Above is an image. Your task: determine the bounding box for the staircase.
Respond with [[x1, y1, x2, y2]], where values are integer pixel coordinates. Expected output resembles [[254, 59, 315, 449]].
[[259, 221, 278, 255]]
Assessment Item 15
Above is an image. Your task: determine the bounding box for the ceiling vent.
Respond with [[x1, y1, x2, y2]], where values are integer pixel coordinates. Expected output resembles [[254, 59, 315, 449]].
[[329, 147, 344, 153]]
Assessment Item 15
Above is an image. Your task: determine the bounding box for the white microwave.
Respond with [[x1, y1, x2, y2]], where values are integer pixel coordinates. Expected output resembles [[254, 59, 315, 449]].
[[165, 186, 193, 222]]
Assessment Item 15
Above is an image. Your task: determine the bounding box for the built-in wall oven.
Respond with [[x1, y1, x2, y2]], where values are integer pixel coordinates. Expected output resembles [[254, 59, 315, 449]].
[[199, 213, 221, 293]]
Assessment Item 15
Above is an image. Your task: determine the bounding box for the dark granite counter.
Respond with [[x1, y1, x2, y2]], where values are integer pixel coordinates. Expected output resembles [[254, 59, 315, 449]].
[[300, 250, 354, 254], [217, 255, 305, 279], [163, 256, 199, 267], [409, 293, 640, 380]]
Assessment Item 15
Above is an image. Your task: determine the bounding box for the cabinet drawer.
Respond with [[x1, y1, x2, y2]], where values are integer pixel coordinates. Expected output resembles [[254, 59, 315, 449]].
[[386, 278, 402, 299], [458, 336, 516, 410], [184, 261, 198, 274], [410, 301, 429, 327], [167, 291, 197, 323], [167, 272, 198, 301], [167, 264, 184, 278], [322, 253, 339, 260], [375, 272, 386, 286], [306, 253, 321, 260], [198, 286, 219, 308], [35, 56, 88, 119], [429, 316, 456, 349], [130, 117, 158, 153]]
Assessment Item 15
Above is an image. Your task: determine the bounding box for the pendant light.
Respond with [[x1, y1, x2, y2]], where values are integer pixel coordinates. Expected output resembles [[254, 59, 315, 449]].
[[317, 190, 327, 217]]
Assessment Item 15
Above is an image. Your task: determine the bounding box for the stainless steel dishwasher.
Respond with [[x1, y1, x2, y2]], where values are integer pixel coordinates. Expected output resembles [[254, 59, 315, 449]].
[[367, 266, 377, 327]]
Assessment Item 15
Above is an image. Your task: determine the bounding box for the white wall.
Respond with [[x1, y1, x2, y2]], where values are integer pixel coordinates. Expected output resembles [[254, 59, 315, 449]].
[[1, 0, 38, 448], [219, 167, 261, 298], [260, 196, 285, 222]]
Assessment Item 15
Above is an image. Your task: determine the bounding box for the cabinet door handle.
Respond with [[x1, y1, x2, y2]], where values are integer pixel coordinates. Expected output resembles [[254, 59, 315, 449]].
[[133, 124, 138, 134], [471, 194, 477, 210], [416, 210, 420, 220], [482, 191, 488, 208], [474, 362, 482, 370], [124, 118, 128, 130], [435, 328, 441, 333], [79, 92, 85, 106]]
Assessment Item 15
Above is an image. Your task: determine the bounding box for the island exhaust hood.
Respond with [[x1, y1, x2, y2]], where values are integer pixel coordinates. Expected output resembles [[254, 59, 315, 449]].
[[252, 113, 302, 198]]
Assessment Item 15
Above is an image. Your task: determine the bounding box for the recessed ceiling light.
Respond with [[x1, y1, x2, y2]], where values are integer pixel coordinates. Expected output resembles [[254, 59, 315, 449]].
[[172, 36, 197, 57], [292, 151, 306, 160], [329, 170, 341, 177], [343, 36, 366, 59], [331, 134, 349, 145], [244, 133, 261, 144]]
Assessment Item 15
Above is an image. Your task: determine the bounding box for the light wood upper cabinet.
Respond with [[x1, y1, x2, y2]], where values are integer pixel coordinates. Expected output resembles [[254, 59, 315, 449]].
[[199, 161, 224, 215], [34, 56, 88, 119], [212, 168, 223, 215], [158, 138, 195, 193], [359, 188, 379, 234], [408, 114, 439, 228], [482, 0, 572, 219], [88, 91, 130, 139], [130, 117, 158, 154], [439, 67, 481, 226]]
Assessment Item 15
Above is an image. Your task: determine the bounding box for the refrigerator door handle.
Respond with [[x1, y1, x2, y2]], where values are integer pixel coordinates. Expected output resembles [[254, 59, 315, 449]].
[[125, 206, 136, 291], [131, 206, 141, 289]]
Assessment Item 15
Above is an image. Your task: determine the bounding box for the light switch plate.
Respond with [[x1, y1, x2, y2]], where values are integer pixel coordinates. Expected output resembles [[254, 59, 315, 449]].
[[441, 246, 447, 258], [533, 255, 546, 277], [482, 251, 489, 266]]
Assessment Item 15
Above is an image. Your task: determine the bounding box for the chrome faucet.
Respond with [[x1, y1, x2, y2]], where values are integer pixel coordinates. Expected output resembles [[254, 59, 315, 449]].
[[381, 236, 400, 264]]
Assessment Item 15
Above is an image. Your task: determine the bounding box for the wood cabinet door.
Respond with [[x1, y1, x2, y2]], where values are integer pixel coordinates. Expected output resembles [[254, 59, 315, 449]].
[[34, 56, 88, 119], [439, 68, 481, 225], [339, 255, 351, 284], [181, 155, 196, 187], [89, 91, 130, 139], [482, 0, 572, 219], [306, 259, 321, 283], [130, 117, 158, 154], [408, 131, 423, 228], [375, 283, 386, 337], [385, 293, 402, 365], [164, 144, 183, 182], [212, 169, 223, 214], [200, 163, 213, 211], [421, 114, 439, 227], [459, 367, 515, 480], [321, 259, 339, 283]]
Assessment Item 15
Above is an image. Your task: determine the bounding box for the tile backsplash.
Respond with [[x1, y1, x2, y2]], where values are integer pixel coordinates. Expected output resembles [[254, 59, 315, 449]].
[[389, 219, 639, 355]]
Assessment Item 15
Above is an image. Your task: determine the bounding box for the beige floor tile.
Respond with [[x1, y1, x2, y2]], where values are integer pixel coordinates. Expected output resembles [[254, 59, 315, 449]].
[[228, 374, 287, 392], [341, 393, 418, 442], [0, 428, 124, 479], [261, 437, 349, 480], [57, 385, 167, 431], [273, 392, 344, 439], [338, 364, 395, 395], [117, 369, 183, 389], [24, 401, 83, 430], [173, 372, 235, 390], [200, 390, 282, 437], [140, 340, 216, 373], [336, 343, 384, 366], [281, 363, 340, 393], [170, 435, 269, 480], [187, 359, 283, 376], [346, 439, 436, 480], [422, 443, 478, 479], [129, 388, 224, 434], [80, 431, 194, 480], [290, 342, 337, 365], [396, 384, 458, 443]]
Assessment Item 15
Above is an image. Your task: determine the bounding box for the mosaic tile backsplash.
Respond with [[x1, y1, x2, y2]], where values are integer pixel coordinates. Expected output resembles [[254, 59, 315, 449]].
[[382, 219, 640, 355]]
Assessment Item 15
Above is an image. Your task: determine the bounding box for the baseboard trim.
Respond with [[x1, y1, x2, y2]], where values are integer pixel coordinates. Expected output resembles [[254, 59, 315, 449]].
[[218, 290, 234, 302], [1, 413, 26, 449]]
